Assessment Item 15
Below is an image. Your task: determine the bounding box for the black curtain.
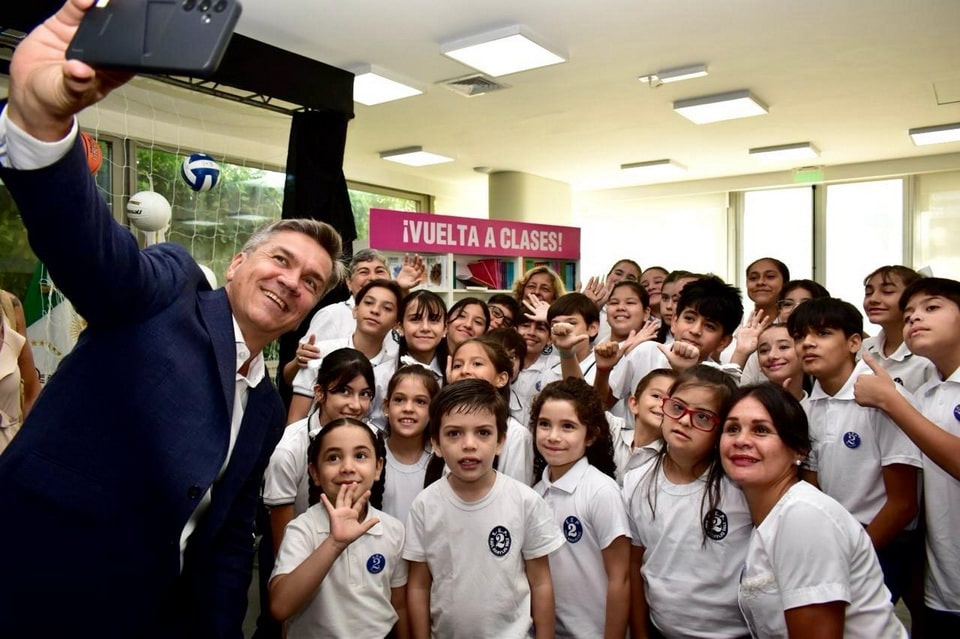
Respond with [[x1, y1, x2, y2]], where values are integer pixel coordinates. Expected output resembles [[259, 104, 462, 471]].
[[276, 109, 356, 404]]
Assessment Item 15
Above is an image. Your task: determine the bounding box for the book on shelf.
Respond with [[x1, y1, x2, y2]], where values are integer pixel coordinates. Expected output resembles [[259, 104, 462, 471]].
[[423, 255, 447, 290]]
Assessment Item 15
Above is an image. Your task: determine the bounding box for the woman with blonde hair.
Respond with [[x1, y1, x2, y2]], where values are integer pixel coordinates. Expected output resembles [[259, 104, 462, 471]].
[[513, 265, 566, 307]]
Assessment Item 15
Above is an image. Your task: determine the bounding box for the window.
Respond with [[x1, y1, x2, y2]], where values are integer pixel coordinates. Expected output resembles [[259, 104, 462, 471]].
[[916, 171, 960, 279], [824, 179, 904, 320], [347, 181, 431, 239], [740, 187, 813, 283]]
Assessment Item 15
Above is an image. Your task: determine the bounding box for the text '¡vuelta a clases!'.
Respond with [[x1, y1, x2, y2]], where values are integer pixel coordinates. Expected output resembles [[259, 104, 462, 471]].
[[402, 219, 563, 252]]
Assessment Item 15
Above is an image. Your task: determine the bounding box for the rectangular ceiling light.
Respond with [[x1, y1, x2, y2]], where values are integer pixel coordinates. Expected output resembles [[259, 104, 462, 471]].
[[620, 159, 687, 179], [352, 64, 423, 106], [674, 90, 768, 124], [749, 142, 820, 160], [441, 25, 566, 77], [380, 146, 454, 167], [638, 63, 708, 85], [909, 122, 960, 146]]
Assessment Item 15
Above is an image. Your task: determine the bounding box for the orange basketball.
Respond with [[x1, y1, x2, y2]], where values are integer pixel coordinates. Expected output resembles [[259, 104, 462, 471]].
[[80, 131, 103, 175]]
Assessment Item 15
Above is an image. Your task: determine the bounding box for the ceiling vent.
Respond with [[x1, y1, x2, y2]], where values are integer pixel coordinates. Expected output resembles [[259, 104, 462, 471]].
[[439, 73, 509, 97]]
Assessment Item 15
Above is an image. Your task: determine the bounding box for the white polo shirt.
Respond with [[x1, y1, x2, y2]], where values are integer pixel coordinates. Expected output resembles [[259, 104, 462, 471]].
[[403, 472, 565, 639], [545, 350, 600, 386], [534, 458, 631, 638], [272, 503, 407, 639], [606, 411, 662, 485], [623, 459, 752, 638], [514, 347, 560, 427], [861, 330, 937, 394], [739, 481, 906, 639], [499, 416, 535, 486], [608, 342, 671, 421], [913, 368, 960, 612], [300, 298, 399, 358], [262, 412, 322, 515], [292, 336, 392, 398], [802, 359, 922, 524], [382, 445, 431, 526]]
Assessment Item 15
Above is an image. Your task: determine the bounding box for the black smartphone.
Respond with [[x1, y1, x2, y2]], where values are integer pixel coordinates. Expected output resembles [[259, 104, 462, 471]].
[[67, 0, 242, 76]]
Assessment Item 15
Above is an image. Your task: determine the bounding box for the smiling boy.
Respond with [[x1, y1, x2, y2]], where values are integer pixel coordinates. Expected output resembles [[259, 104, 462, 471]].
[[403, 379, 564, 639]]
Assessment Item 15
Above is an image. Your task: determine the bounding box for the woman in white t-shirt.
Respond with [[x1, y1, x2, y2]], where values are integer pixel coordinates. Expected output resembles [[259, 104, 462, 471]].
[[720, 384, 907, 639]]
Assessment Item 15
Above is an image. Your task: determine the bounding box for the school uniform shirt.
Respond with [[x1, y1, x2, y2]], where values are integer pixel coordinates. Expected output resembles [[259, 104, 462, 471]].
[[262, 411, 322, 516], [861, 330, 937, 394], [914, 368, 960, 613], [544, 349, 599, 386], [534, 458, 632, 638], [382, 445, 432, 525], [739, 481, 907, 639], [272, 503, 407, 639], [623, 459, 752, 638], [499, 416, 535, 486], [403, 472, 565, 639], [292, 336, 396, 398], [514, 347, 561, 428], [300, 298, 400, 360], [802, 359, 923, 525], [739, 351, 764, 386], [368, 354, 442, 432], [606, 411, 663, 486]]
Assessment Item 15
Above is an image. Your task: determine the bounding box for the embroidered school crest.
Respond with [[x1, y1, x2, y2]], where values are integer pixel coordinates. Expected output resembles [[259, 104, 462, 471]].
[[563, 516, 583, 543], [703, 509, 729, 540], [488, 525, 512, 557], [843, 432, 861, 449], [367, 553, 386, 574]]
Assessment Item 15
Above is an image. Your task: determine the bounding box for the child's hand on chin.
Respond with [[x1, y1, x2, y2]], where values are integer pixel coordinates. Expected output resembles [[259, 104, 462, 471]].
[[322, 483, 380, 548]]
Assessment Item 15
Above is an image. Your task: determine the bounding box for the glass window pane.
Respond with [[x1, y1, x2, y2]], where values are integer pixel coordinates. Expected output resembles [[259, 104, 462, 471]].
[[741, 187, 813, 283], [916, 171, 960, 279], [825, 179, 904, 318], [348, 187, 424, 240]]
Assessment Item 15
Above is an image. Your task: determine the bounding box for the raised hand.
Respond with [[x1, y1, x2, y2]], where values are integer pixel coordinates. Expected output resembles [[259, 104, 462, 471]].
[[523, 294, 550, 324], [854, 352, 897, 411], [321, 483, 380, 547], [395, 254, 426, 290], [658, 341, 700, 372], [737, 309, 772, 355], [581, 276, 612, 308], [551, 321, 588, 354], [295, 334, 322, 368], [8, 0, 133, 141]]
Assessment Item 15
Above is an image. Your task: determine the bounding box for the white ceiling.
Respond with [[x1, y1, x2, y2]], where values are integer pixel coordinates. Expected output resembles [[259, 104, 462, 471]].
[[229, 0, 960, 194]]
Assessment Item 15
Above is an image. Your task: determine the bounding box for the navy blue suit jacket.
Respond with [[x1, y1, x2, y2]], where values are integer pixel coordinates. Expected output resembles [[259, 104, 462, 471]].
[[0, 139, 285, 637]]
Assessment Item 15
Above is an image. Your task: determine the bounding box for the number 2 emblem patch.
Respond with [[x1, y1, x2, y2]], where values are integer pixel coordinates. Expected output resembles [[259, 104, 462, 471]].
[[488, 525, 512, 557], [366, 553, 386, 574], [563, 516, 583, 543]]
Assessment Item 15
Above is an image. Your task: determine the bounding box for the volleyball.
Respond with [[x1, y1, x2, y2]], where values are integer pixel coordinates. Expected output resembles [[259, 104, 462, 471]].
[[126, 191, 172, 232], [180, 153, 221, 192], [79, 131, 102, 175]]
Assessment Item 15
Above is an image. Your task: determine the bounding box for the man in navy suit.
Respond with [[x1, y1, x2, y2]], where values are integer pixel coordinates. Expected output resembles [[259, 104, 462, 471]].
[[0, 1, 344, 636]]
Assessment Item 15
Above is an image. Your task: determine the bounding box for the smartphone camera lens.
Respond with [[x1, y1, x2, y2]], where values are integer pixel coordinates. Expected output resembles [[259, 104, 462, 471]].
[[214, 0, 228, 12], [182, 0, 196, 10], [198, 0, 211, 11]]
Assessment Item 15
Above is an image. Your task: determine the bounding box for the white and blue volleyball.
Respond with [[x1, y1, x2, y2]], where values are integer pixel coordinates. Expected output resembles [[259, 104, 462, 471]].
[[180, 153, 221, 192]]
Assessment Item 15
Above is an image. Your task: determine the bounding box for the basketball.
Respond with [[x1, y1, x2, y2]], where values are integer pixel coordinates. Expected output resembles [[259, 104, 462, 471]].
[[180, 153, 221, 192], [80, 131, 102, 175], [126, 191, 172, 232]]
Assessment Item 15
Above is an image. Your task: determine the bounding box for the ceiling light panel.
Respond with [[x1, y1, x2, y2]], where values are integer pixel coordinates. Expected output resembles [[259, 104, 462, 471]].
[[620, 159, 687, 179], [674, 90, 768, 124], [749, 142, 820, 160], [909, 122, 960, 146], [441, 25, 566, 77], [380, 146, 454, 167], [352, 64, 423, 106]]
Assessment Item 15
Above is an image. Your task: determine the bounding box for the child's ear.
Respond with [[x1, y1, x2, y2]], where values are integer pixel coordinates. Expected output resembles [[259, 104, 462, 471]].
[[588, 320, 599, 338], [374, 457, 384, 481], [313, 385, 326, 404], [847, 332, 863, 354], [493, 370, 510, 389], [430, 437, 443, 458], [717, 334, 733, 353], [307, 462, 322, 487], [627, 394, 640, 417]]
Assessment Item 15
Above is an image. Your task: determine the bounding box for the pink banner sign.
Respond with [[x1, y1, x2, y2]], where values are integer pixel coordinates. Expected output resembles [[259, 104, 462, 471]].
[[369, 209, 580, 259]]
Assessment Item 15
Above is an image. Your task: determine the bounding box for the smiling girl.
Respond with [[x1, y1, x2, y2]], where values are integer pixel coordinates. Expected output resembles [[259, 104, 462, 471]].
[[623, 365, 751, 638], [532, 378, 631, 639], [269, 418, 409, 638]]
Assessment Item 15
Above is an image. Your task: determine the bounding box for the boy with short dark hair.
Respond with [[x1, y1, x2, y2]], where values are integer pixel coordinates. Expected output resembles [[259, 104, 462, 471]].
[[598, 275, 743, 419], [788, 297, 921, 603], [487, 293, 521, 330], [854, 277, 960, 633], [545, 292, 602, 385], [404, 379, 564, 638]]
